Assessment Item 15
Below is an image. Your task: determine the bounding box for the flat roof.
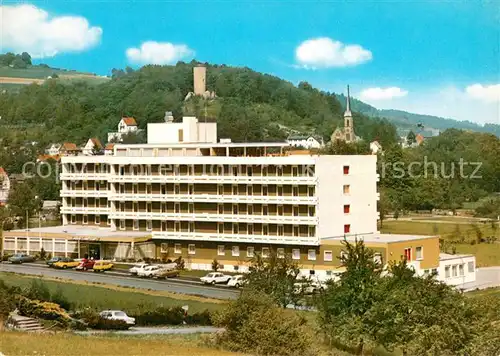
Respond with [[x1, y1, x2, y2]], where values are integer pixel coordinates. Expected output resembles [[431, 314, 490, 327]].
[[439, 253, 475, 261], [322, 233, 437, 244], [115, 142, 288, 149], [6, 225, 150, 239]]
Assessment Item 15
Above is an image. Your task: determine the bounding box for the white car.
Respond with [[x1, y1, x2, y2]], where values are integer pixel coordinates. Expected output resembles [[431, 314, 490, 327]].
[[128, 263, 150, 275], [200, 272, 231, 285], [227, 274, 246, 288], [137, 265, 162, 278], [293, 280, 325, 295], [99, 310, 135, 326]]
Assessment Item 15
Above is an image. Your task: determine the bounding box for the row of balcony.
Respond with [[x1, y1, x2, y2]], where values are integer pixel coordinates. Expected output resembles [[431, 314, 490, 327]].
[[60, 207, 318, 224], [60, 173, 317, 185], [151, 231, 320, 246]]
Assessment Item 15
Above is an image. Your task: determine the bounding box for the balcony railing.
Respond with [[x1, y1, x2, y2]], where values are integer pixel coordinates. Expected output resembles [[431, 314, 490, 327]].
[[61, 190, 109, 198], [107, 192, 317, 205], [60, 173, 109, 181], [60, 206, 110, 214], [151, 231, 319, 246], [109, 211, 317, 225], [108, 174, 316, 185]]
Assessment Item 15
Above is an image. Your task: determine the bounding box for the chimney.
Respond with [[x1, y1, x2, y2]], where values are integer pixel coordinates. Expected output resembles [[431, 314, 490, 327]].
[[164, 111, 174, 123], [193, 65, 206, 96]]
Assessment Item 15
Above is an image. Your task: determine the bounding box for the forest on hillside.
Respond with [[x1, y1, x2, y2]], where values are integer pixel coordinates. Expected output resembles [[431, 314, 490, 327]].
[[0, 61, 498, 215]]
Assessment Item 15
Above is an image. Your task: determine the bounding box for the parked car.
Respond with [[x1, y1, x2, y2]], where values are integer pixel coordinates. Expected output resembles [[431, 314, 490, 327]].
[[137, 265, 162, 278], [46, 256, 63, 267], [8, 253, 35, 264], [53, 257, 80, 269], [153, 268, 180, 279], [128, 263, 150, 275], [93, 261, 114, 272], [293, 280, 325, 295], [99, 310, 135, 327], [75, 259, 95, 271], [227, 274, 246, 288], [200, 272, 231, 285]]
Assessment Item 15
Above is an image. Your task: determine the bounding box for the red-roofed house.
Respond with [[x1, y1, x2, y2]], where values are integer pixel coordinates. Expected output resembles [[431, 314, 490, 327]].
[[105, 143, 115, 156], [416, 134, 425, 146], [83, 138, 104, 156], [108, 117, 139, 142], [0, 167, 11, 205], [60, 142, 80, 156]]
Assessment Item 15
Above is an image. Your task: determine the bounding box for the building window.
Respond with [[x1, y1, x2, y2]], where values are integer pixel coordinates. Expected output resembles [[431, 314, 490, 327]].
[[189, 222, 195, 232], [83, 215, 88, 225], [218, 185, 223, 195], [416, 246, 423, 260], [233, 223, 239, 234], [452, 265, 458, 277], [374, 253, 382, 264], [133, 220, 139, 231], [308, 249, 316, 261], [324, 250, 333, 262], [247, 224, 254, 235], [459, 264, 464, 276], [247, 246, 254, 258], [160, 243, 168, 253], [262, 224, 269, 235], [293, 206, 299, 216], [232, 246, 240, 257], [292, 186, 299, 197], [278, 225, 284, 236], [308, 186, 315, 197], [95, 215, 101, 225], [293, 226, 299, 237], [445, 266, 450, 278], [468, 261, 474, 273], [292, 249, 300, 260], [262, 186, 268, 196], [233, 204, 238, 215], [308, 226, 316, 237], [175, 221, 180, 232], [343, 205, 350, 214], [277, 185, 283, 196], [189, 203, 194, 214], [188, 244, 196, 255], [262, 247, 270, 258], [277, 248, 285, 259], [404, 248, 412, 261], [119, 219, 125, 230], [344, 224, 351, 234], [107, 218, 111, 226], [232, 185, 238, 195], [343, 185, 350, 194], [218, 245, 225, 256], [146, 184, 152, 194], [218, 223, 224, 234], [248, 205, 253, 215], [263, 205, 268, 216], [247, 185, 253, 195], [146, 220, 152, 231], [308, 206, 315, 217], [278, 205, 283, 216], [174, 244, 182, 254], [218, 204, 224, 215], [343, 165, 350, 175], [133, 202, 138, 212]]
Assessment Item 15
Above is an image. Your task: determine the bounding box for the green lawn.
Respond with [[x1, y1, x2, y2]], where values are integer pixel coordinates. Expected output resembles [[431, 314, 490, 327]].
[[0, 66, 92, 79], [0, 272, 224, 314]]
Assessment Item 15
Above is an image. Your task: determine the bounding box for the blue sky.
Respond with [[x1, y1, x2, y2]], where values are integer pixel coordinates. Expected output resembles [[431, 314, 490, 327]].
[[2, 0, 499, 124]]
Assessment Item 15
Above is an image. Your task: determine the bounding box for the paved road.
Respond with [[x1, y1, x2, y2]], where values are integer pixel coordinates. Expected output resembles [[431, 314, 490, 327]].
[[0, 263, 239, 300], [76, 326, 223, 335]]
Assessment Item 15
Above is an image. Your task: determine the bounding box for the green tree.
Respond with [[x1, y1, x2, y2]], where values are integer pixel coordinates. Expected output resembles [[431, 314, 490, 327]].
[[406, 130, 416, 146], [20, 52, 32, 65], [318, 239, 383, 354], [11, 56, 28, 69], [7, 182, 40, 224], [245, 249, 305, 308]]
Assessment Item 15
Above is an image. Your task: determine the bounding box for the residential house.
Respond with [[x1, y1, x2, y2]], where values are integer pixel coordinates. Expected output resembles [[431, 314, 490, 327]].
[[0, 168, 10, 205], [82, 138, 103, 156], [45, 143, 62, 156], [59, 143, 80, 156], [107, 117, 139, 143], [287, 135, 323, 149], [104, 143, 115, 156], [370, 141, 382, 155]]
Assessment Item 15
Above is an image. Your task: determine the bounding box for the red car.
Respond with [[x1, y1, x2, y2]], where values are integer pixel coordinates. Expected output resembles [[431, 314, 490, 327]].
[[76, 259, 95, 271]]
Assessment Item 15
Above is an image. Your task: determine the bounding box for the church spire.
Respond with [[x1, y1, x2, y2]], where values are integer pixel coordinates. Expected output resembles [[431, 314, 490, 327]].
[[344, 85, 352, 117]]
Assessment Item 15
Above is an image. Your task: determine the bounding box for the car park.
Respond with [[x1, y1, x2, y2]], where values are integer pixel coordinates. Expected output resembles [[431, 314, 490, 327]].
[[137, 265, 162, 278], [227, 274, 246, 288], [8, 253, 35, 264], [200, 272, 232, 285], [53, 257, 80, 269], [93, 261, 114, 272], [99, 310, 135, 327], [46, 256, 63, 267], [75, 259, 95, 271]]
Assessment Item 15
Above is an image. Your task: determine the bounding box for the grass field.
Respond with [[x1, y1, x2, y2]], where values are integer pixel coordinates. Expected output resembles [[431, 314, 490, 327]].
[[381, 220, 499, 267], [0, 66, 92, 79], [0, 332, 244, 356], [0, 272, 225, 313]]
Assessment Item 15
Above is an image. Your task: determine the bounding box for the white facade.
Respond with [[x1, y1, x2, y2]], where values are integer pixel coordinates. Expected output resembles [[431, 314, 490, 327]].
[[0, 168, 10, 204], [46, 143, 62, 156], [147, 116, 217, 144], [370, 141, 382, 155], [108, 118, 139, 142], [287, 136, 322, 149], [437, 253, 476, 286], [82, 139, 102, 156]]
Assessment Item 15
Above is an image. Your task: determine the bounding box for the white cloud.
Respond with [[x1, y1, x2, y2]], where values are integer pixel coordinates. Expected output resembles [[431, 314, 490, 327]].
[[360, 87, 409, 101], [465, 84, 500, 102], [295, 37, 372, 69], [126, 41, 195, 65], [0, 4, 102, 58]]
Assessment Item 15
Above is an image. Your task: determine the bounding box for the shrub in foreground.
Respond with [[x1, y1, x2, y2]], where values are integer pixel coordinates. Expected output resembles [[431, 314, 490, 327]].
[[131, 306, 212, 326], [17, 297, 71, 326], [211, 291, 315, 356]]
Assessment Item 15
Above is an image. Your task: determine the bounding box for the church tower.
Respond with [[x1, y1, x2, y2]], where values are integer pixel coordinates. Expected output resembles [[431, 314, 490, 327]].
[[343, 85, 355, 143]]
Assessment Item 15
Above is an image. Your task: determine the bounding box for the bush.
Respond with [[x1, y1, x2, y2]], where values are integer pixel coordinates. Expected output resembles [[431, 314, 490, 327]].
[[212, 259, 221, 272], [186, 310, 212, 326], [23, 280, 51, 301], [175, 256, 185, 270], [17, 297, 71, 326], [212, 292, 314, 356], [72, 308, 129, 330], [131, 306, 212, 326], [1, 254, 12, 262]]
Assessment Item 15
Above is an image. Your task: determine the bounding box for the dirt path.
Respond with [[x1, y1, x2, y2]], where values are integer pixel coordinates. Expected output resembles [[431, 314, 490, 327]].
[[0, 77, 44, 85]]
